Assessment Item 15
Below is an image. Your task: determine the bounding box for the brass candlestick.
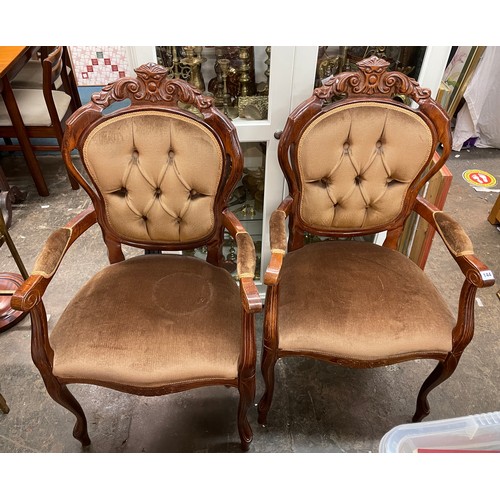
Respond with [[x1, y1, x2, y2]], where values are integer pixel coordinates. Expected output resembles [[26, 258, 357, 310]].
[[213, 47, 226, 108], [181, 46, 205, 91], [238, 46, 255, 97], [219, 58, 238, 119], [257, 46, 271, 95], [171, 46, 181, 79]]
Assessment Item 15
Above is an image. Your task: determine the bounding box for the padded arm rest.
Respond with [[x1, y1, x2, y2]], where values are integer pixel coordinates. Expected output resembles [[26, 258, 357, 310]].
[[264, 196, 293, 287], [11, 207, 97, 312], [222, 209, 262, 313], [433, 211, 474, 257], [414, 196, 495, 288]]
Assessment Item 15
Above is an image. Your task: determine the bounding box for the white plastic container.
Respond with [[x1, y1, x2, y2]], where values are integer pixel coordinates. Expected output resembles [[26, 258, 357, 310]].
[[379, 411, 500, 453]]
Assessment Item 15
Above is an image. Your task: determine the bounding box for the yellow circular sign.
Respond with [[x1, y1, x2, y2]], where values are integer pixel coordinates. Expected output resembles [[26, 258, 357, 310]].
[[462, 169, 497, 187]]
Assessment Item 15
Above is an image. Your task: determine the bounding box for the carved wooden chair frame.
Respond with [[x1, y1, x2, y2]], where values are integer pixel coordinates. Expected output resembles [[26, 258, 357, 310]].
[[258, 57, 495, 427], [12, 63, 262, 451]]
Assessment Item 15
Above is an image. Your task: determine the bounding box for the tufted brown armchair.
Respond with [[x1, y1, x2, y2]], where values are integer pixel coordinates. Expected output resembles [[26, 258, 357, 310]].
[[11, 63, 262, 451], [258, 57, 495, 430]]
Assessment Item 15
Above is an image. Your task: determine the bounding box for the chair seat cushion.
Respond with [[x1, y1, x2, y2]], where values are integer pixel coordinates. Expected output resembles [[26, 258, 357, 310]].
[[50, 254, 242, 388], [0, 89, 71, 126], [278, 241, 455, 361]]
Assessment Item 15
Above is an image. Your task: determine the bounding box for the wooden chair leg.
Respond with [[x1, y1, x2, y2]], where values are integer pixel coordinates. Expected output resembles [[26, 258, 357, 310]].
[[0, 392, 10, 414], [257, 286, 279, 426], [257, 345, 277, 426], [30, 302, 90, 446], [238, 377, 254, 452], [237, 311, 256, 451], [412, 354, 459, 422], [47, 380, 90, 446]]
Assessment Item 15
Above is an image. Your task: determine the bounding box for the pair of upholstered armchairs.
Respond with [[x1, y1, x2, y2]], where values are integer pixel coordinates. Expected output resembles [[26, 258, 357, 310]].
[[11, 58, 495, 451]]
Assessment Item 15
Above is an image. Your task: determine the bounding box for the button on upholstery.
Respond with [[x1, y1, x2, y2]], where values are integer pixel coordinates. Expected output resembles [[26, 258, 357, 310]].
[[168, 150, 175, 159], [320, 177, 329, 186]]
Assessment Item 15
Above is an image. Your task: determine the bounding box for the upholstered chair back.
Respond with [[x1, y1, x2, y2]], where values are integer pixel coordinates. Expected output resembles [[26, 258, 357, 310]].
[[296, 102, 433, 231], [279, 57, 451, 247], [82, 111, 223, 244], [62, 63, 242, 257]]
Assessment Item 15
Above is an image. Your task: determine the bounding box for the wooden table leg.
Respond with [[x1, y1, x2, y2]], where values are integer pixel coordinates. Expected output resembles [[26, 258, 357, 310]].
[[1, 75, 49, 197]]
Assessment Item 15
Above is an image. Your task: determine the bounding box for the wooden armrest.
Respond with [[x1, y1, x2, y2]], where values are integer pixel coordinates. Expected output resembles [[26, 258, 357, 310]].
[[414, 196, 495, 288], [240, 277, 262, 313], [222, 209, 262, 313], [11, 207, 97, 312], [264, 196, 293, 286]]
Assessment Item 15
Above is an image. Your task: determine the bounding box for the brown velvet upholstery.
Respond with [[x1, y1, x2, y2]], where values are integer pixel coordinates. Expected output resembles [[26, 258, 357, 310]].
[[297, 103, 433, 230], [83, 112, 223, 244], [51, 255, 241, 387], [10, 65, 261, 451], [269, 209, 287, 253], [434, 211, 474, 257], [235, 232, 256, 278], [32, 228, 71, 278], [258, 57, 495, 430], [278, 241, 454, 360]]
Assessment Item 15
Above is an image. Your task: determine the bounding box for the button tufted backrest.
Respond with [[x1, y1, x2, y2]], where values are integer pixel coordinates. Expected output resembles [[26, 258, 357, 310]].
[[82, 110, 223, 244], [296, 102, 433, 231]]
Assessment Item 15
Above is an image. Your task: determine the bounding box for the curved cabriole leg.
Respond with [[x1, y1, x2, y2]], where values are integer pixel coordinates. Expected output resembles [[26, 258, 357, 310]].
[[237, 310, 256, 451], [30, 301, 90, 446], [44, 379, 91, 446], [414, 277, 479, 422], [413, 354, 459, 422], [257, 285, 279, 426]]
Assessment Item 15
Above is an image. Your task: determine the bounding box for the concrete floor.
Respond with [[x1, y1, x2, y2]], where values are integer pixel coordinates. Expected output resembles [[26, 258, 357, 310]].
[[0, 148, 499, 455]]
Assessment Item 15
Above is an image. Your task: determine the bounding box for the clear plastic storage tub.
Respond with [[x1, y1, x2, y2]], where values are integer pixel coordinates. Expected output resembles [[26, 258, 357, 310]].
[[379, 411, 500, 453]]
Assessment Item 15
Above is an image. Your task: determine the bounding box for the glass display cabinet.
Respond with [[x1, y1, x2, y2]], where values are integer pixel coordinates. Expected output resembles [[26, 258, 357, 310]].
[[126, 46, 451, 293]]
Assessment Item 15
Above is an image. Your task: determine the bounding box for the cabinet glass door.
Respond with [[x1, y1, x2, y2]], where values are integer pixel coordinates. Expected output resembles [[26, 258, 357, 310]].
[[149, 46, 317, 292]]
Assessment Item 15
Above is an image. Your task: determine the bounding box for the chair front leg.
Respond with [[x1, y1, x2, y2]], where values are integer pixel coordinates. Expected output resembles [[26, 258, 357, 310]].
[[258, 284, 279, 426], [413, 353, 459, 422], [30, 300, 90, 446], [237, 309, 256, 451]]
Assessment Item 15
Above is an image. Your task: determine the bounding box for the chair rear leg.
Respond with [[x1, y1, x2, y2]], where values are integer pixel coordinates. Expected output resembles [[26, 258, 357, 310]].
[[413, 354, 459, 422]]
